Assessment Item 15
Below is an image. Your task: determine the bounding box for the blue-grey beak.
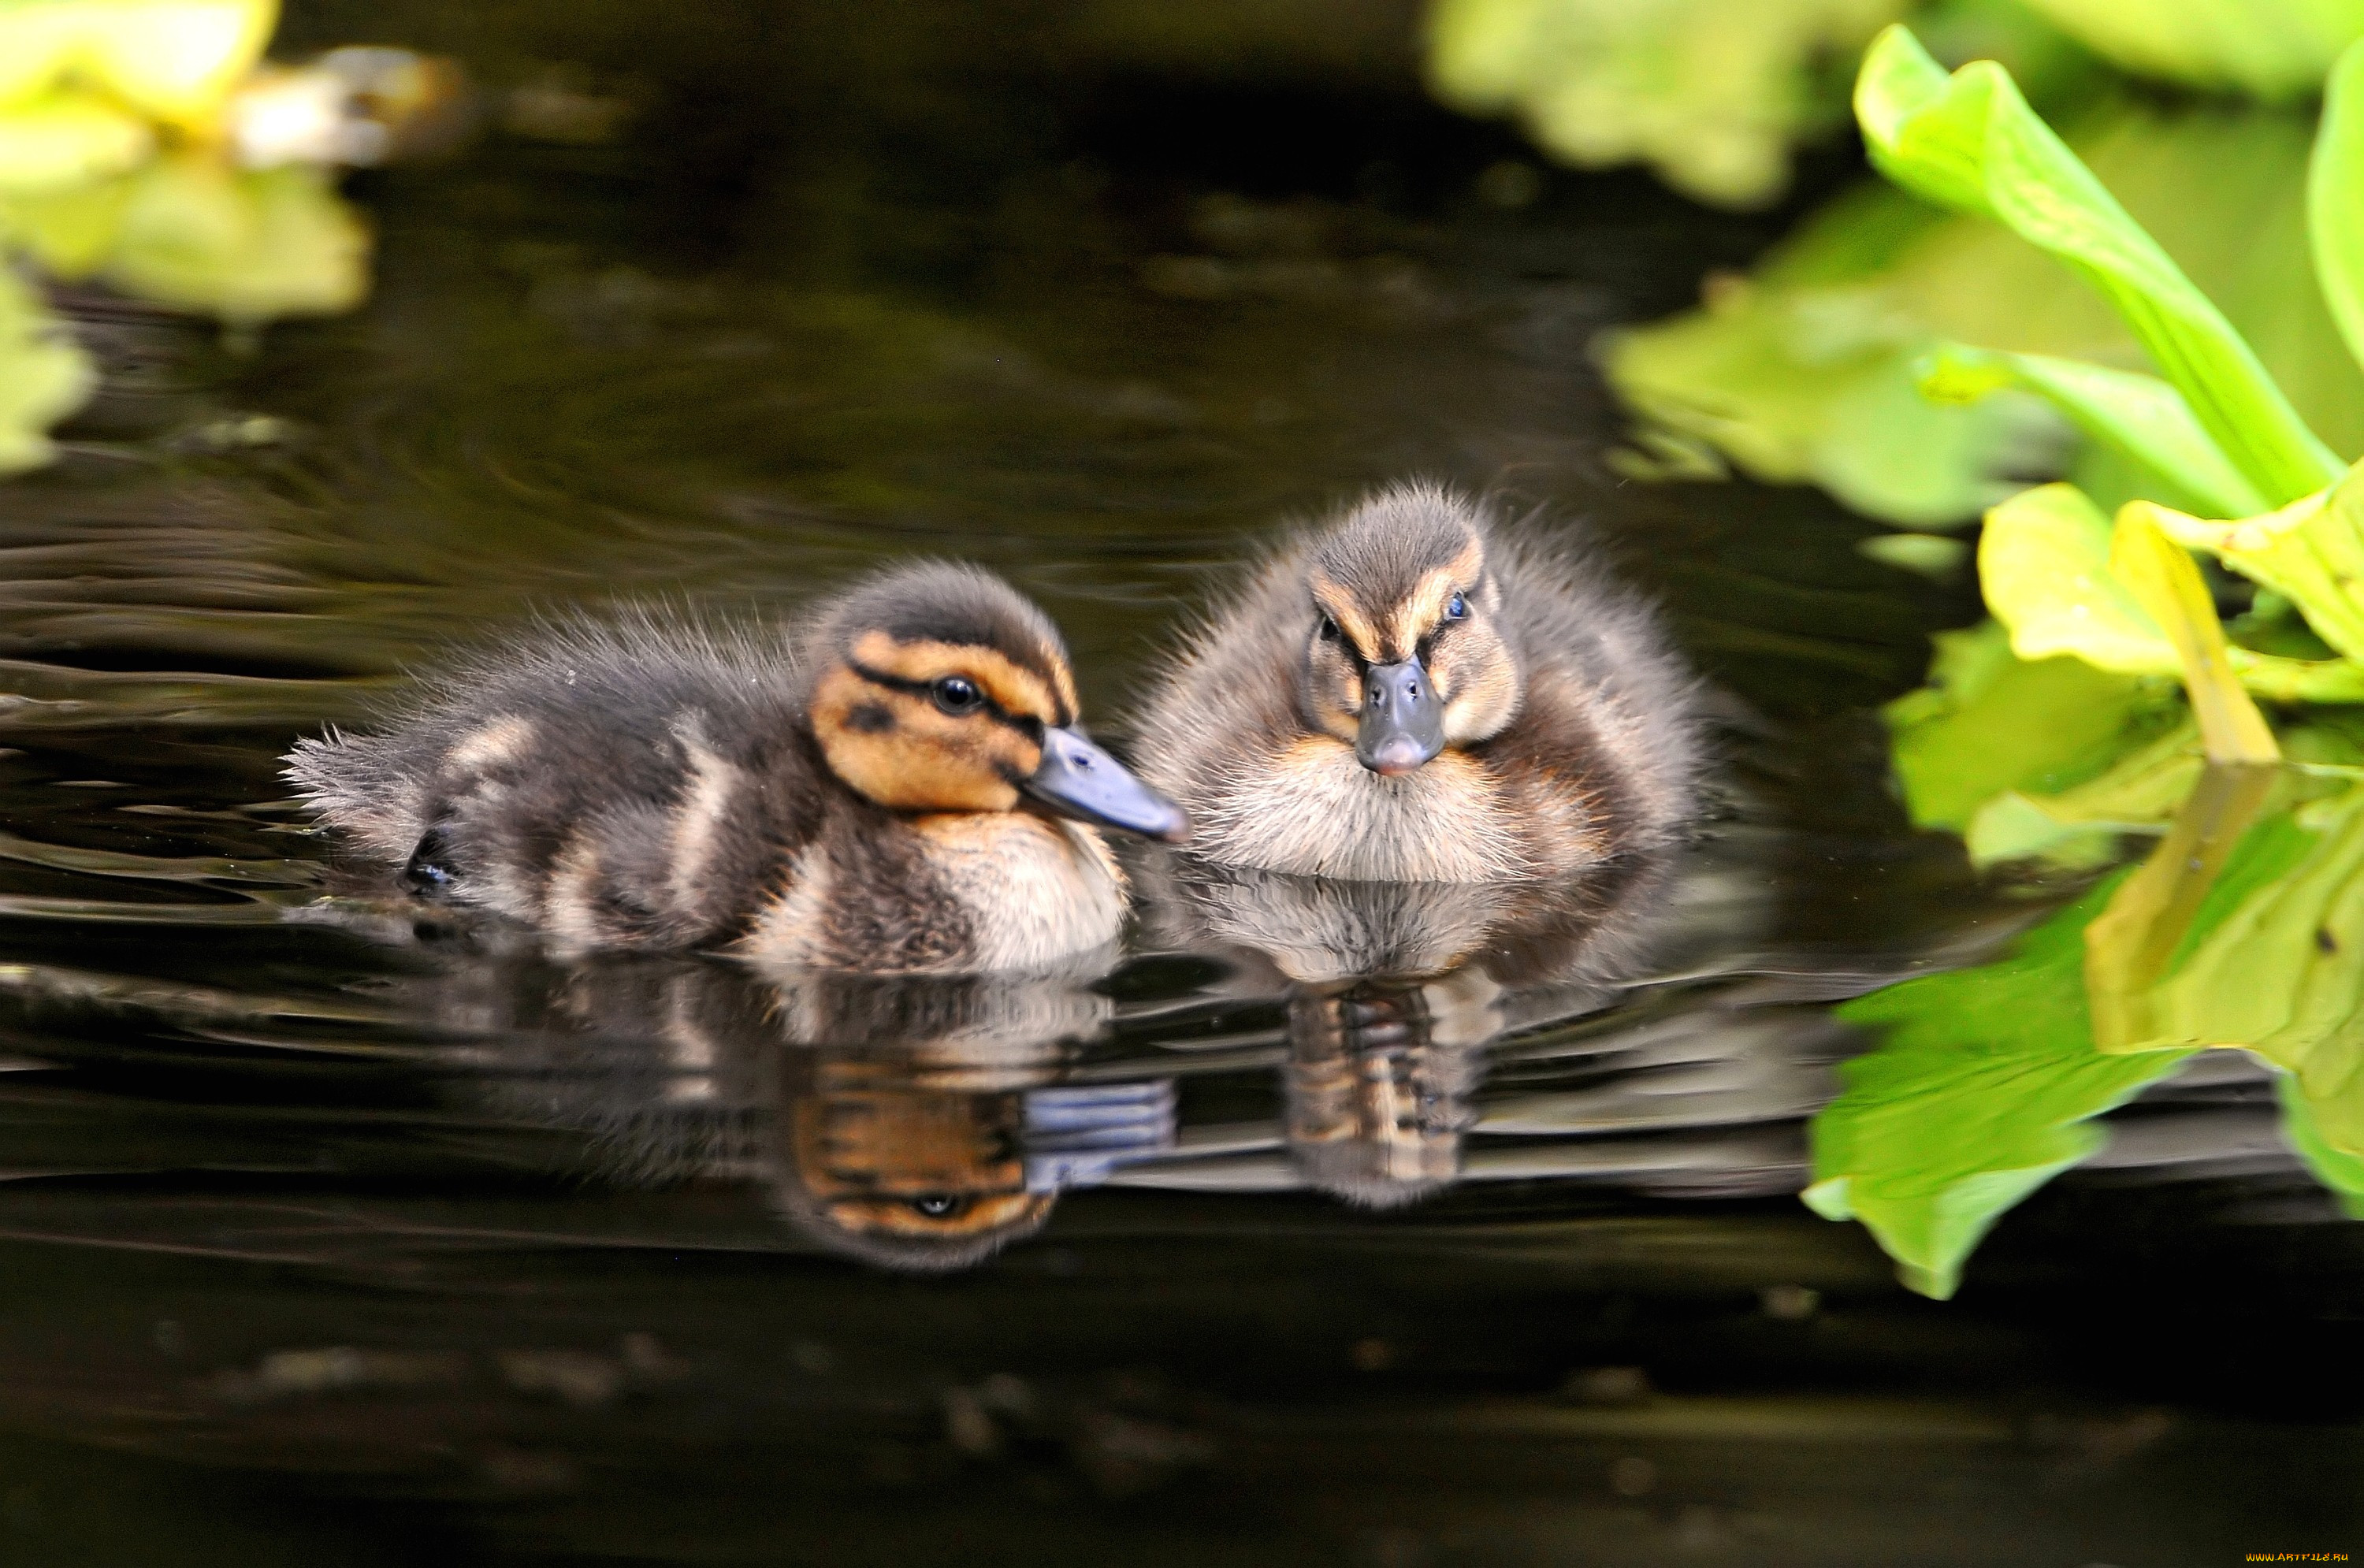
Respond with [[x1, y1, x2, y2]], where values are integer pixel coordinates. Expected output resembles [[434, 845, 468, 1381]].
[[1356, 658, 1445, 775], [1024, 726, 1191, 843]]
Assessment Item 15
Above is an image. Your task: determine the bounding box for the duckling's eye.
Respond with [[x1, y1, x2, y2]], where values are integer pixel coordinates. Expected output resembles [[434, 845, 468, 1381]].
[[1445, 592, 1469, 622], [1316, 615, 1341, 643], [931, 676, 983, 715], [909, 1193, 972, 1219]]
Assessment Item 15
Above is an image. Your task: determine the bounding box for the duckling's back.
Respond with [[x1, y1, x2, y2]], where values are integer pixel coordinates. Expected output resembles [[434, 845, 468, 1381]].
[[288, 615, 820, 949], [1485, 526, 1704, 853]]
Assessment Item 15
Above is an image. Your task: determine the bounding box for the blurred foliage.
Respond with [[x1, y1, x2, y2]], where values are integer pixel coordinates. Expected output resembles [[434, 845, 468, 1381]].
[[1425, 0, 1909, 208], [2014, 0, 2364, 100], [0, 262, 92, 470], [1429, 0, 2364, 209], [1604, 106, 2364, 526], [1816, 763, 2364, 1296], [0, 0, 385, 473]]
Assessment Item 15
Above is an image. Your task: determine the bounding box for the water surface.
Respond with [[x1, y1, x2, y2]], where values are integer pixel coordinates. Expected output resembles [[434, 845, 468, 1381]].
[[0, 6, 2357, 1562]]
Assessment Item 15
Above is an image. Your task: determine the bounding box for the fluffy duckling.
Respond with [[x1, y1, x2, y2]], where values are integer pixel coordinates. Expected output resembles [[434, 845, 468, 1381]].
[[286, 563, 1188, 975], [1134, 482, 1701, 881]]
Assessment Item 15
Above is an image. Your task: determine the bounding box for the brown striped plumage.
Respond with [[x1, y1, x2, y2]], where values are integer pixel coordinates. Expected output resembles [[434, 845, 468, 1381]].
[[286, 563, 1178, 975]]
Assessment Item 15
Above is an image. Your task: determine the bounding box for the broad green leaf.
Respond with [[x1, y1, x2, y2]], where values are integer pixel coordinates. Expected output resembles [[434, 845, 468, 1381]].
[[2109, 510, 2280, 763], [1813, 876, 2195, 1299], [0, 91, 150, 195], [2313, 38, 2364, 376], [2014, 0, 2364, 100], [1886, 618, 2182, 831], [1856, 26, 2344, 507], [102, 156, 367, 323], [1963, 718, 2202, 868], [1919, 344, 2266, 519], [0, 266, 94, 471]]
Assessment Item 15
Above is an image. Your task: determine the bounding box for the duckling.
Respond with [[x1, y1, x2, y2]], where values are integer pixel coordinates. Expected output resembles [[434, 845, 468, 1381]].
[[284, 563, 1189, 975], [1134, 481, 1701, 881]]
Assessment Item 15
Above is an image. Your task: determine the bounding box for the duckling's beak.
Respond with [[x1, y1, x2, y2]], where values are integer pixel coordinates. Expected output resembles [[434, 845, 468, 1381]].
[[1357, 658, 1445, 775], [1024, 726, 1191, 843]]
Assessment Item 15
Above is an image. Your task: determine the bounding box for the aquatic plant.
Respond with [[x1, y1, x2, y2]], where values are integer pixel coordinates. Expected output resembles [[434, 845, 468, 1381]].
[[0, 0, 414, 471], [1427, 0, 2364, 209], [1812, 761, 2364, 1297], [1799, 28, 2364, 1294]]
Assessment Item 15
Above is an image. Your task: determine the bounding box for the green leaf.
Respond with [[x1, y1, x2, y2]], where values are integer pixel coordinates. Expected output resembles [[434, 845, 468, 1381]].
[[0, 91, 150, 195], [2013, 0, 2364, 101], [0, 169, 134, 275], [101, 155, 367, 324], [1962, 718, 2202, 868], [1979, 483, 2176, 674], [1600, 269, 2042, 526], [1885, 617, 2182, 832], [1816, 876, 2195, 1299], [2313, 38, 2364, 375], [0, 266, 95, 471], [2137, 475, 2364, 666], [1604, 103, 2364, 529], [1919, 344, 2267, 519], [1856, 25, 2344, 507], [2136, 782, 2364, 1150]]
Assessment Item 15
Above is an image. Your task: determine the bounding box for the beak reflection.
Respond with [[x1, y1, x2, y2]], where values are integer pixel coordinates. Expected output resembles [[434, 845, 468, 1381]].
[[1356, 658, 1445, 775], [1024, 726, 1191, 843]]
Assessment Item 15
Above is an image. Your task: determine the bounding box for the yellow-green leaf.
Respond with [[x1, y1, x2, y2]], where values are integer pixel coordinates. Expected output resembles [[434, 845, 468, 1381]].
[[1919, 344, 2267, 520], [1981, 484, 2364, 704], [0, 91, 151, 196], [102, 155, 368, 323], [1856, 25, 2344, 507], [2109, 508, 2281, 764], [0, 266, 95, 471]]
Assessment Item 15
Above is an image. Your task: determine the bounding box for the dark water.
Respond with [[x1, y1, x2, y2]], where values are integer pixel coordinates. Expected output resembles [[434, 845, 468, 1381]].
[[0, 5, 2358, 1564]]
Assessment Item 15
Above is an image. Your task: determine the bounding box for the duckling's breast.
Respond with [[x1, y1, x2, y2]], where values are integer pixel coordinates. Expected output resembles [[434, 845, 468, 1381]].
[[909, 813, 1128, 970], [1192, 737, 1532, 882], [738, 812, 1126, 975]]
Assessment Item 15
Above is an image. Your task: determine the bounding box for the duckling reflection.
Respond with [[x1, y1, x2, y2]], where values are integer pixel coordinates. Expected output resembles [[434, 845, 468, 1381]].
[[437, 953, 1175, 1271], [1139, 845, 1676, 1208]]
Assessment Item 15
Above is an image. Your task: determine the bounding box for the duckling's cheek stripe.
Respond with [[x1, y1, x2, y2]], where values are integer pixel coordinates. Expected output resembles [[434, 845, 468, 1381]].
[[1308, 574, 1383, 663], [846, 701, 894, 734]]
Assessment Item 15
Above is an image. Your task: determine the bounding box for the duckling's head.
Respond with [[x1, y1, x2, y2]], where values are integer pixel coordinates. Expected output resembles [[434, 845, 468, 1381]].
[[807, 563, 1188, 840], [1297, 486, 1520, 775]]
